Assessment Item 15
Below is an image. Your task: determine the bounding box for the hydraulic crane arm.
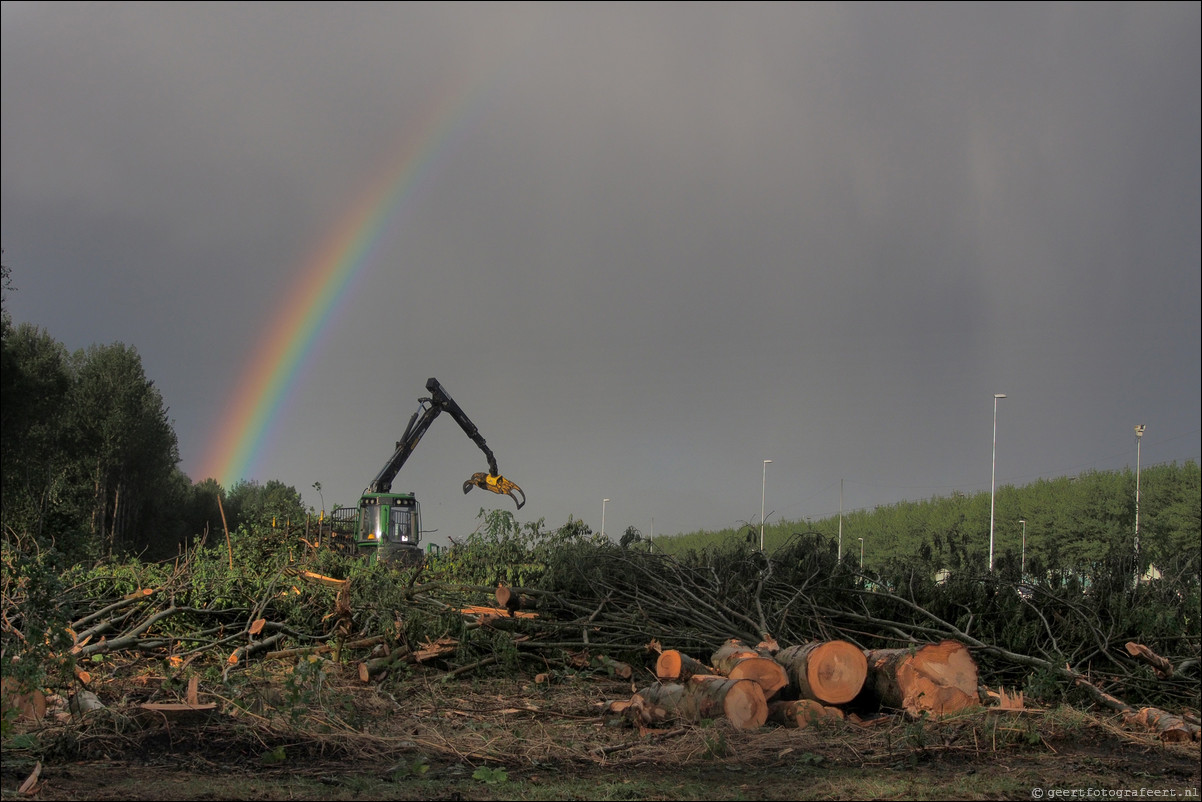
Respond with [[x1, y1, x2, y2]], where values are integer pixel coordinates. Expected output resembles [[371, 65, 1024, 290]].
[[365, 377, 525, 509]]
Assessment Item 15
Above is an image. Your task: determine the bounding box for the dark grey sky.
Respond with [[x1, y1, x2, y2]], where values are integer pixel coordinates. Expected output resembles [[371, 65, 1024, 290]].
[[3, 3, 1199, 547]]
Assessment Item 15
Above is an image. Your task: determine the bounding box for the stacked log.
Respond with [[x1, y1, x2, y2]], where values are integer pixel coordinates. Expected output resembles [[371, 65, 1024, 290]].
[[634, 675, 768, 730], [860, 640, 980, 717], [710, 639, 790, 699], [774, 640, 867, 705], [617, 638, 982, 730], [656, 649, 715, 682], [767, 698, 845, 729]]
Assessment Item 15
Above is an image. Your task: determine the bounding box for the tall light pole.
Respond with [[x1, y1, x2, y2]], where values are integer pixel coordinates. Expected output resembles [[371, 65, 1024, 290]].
[[760, 460, 772, 552], [858, 537, 864, 569], [989, 393, 1006, 572], [838, 478, 844, 562], [1019, 518, 1027, 579], [602, 498, 610, 540], [1134, 425, 1145, 584]]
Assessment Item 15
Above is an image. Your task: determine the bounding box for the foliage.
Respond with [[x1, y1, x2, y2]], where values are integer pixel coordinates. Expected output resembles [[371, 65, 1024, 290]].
[[1, 323, 190, 561], [436, 509, 606, 588], [658, 462, 1201, 588], [0, 532, 76, 692], [223, 479, 307, 531]]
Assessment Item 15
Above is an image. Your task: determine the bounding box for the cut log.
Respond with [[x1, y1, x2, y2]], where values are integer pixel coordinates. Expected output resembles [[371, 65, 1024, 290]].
[[710, 639, 789, 699], [636, 676, 768, 730], [775, 640, 868, 705], [615, 692, 670, 729], [710, 638, 762, 669], [727, 657, 789, 699], [861, 640, 980, 717], [767, 698, 844, 728], [656, 650, 715, 682], [495, 583, 527, 616], [592, 654, 633, 680], [457, 605, 539, 620], [357, 636, 458, 681], [1125, 642, 1173, 678], [1070, 673, 1200, 742], [1123, 707, 1198, 743]]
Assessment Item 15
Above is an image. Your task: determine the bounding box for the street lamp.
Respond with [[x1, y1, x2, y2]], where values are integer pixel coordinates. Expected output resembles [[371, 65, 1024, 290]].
[[1019, 518, 1027, 579], [838, 478, 844, 562], [858, 537, 864, 569], [760, 460, 772, 552], [989, 393, 1006, 572], [1134, 425, 1145, 583], [602, 498, 610, 540]]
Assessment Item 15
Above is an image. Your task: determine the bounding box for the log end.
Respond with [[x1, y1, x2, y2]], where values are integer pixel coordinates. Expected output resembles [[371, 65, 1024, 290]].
[[806, 640, 869, 705], [722, 679, 769, 730], [656, 650, 683, 681], [728, 657, 790, 699]]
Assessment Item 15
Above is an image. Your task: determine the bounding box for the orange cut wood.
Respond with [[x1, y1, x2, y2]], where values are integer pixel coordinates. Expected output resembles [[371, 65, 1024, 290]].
[[862, 640, 980, 716], [710, 639, 789, 700], [767, 698, 843, 728], [655, 650, 714, 682], [775, 640, 868, 705], [710, 639, 761, 670], [637, 676, 768, 730], [726, 657, 789, 699]]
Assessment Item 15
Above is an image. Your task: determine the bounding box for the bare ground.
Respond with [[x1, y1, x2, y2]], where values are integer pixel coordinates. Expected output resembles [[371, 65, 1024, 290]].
[[2, 665, 1199, 801]]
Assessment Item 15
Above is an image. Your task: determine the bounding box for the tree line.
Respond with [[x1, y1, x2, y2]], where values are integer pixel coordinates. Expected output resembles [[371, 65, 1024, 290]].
[[1, 263, 307, 562], [659, 462, 1201, 590]]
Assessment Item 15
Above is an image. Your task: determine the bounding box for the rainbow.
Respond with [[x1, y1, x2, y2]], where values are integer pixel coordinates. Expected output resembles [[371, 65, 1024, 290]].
[[197, 76, 485, 488]]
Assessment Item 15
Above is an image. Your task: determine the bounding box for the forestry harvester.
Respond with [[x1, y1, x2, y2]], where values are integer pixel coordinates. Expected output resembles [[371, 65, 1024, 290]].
[[328, 377, 524, 565]]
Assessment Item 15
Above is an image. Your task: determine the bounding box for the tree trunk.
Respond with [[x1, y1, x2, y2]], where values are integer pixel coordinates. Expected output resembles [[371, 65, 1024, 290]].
[[109, 482, 122, 552], [775, 640, 868, 705], [636, 675, 768, 730], [861, 640, 980, 716]]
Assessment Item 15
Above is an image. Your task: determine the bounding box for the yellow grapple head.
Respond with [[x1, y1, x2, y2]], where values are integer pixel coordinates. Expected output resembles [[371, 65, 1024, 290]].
[[463, 472, 526, 510]]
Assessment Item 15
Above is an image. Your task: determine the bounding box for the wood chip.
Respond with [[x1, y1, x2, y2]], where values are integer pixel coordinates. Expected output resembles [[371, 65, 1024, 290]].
[[18, 761, 41, 795]]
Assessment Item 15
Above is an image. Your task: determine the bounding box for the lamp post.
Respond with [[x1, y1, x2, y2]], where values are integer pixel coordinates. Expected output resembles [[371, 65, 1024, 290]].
[[1019, 518, 1027, 579], [1134, 425, 1145, 584], [760, 460, 772, 552], [858, 537, 864, 569], [602, 498, 610, 540], [838, 478, 844, 562], [989, 393, 1006, 572]]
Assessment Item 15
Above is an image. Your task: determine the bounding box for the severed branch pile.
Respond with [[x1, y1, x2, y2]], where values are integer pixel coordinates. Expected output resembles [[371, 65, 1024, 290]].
[[3, 530, 1198, 743]]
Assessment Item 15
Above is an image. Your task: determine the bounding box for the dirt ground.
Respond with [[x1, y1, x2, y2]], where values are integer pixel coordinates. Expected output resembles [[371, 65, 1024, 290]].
[[2, 667, 1199, 801]]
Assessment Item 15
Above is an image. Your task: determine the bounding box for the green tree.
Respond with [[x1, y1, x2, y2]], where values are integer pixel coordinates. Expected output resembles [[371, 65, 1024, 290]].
[[1, 323, 74, 544], [67, 342, 181, 558], [224, 479, 306, 530]]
